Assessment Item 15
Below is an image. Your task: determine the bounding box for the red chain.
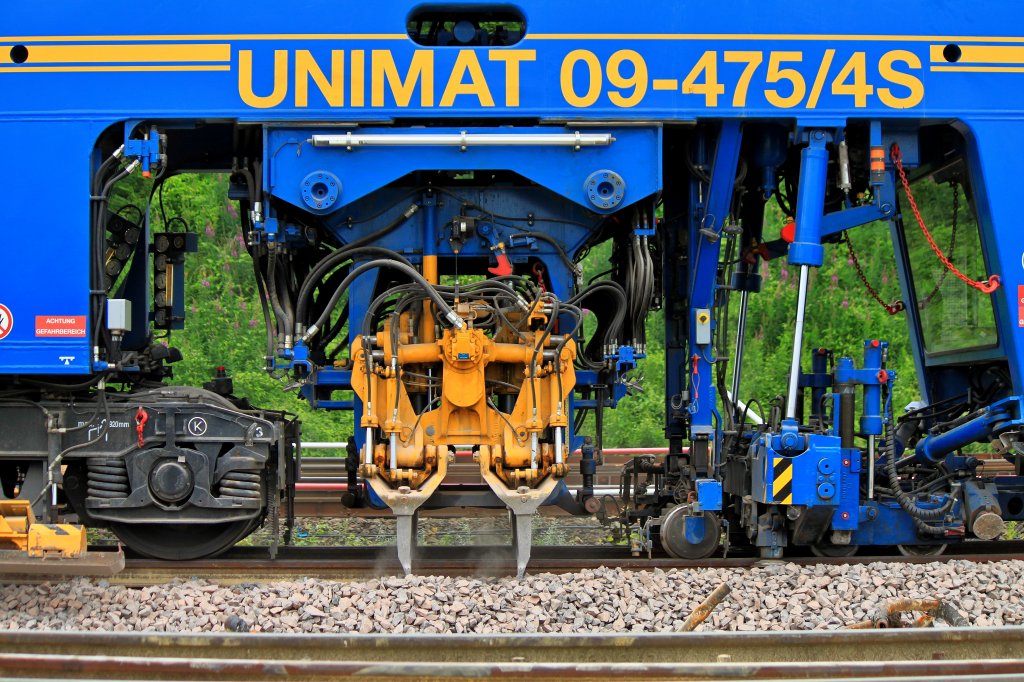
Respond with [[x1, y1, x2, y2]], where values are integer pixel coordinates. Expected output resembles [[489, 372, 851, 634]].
[[844, 231, 905, 315], [891, 144, 1000, 294]]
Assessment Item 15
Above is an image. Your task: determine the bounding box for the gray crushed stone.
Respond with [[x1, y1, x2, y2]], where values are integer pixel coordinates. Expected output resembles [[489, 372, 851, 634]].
[[2, 560, 1022, 633]]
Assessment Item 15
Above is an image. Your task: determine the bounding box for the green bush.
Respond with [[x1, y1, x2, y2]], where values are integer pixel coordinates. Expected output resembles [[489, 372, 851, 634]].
[[112, 174, 951, 446]]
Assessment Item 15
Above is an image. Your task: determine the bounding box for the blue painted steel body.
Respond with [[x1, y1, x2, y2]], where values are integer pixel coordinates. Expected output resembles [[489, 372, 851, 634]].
[[3, 2, 1024, 558], [787, 132, 829, 268], [685, 121, 743, 472], [835, 341, 891, 437], [694, 478, 722, 513], [851, 498, 963, 546], [0, 1, 1019, 385], [751, 434, 842, 506]]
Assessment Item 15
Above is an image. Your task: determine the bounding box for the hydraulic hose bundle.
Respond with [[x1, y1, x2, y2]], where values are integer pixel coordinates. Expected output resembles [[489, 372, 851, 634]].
[[881, 386, 958, 537]]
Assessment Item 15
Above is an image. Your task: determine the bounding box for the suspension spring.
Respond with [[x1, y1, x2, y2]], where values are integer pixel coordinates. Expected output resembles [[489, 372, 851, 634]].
[[218, 471, 262, 500], [86, 459, 130, 499]]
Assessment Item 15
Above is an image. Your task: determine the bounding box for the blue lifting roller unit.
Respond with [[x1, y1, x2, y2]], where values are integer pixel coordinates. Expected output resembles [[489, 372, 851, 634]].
[[1, 1, 1024, 573]]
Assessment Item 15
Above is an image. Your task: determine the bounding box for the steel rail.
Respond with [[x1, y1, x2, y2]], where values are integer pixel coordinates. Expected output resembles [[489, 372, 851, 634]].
[[0, 629, 1022, 681], [290, 449, 1016, 516], [40, 541, 1020, 586]]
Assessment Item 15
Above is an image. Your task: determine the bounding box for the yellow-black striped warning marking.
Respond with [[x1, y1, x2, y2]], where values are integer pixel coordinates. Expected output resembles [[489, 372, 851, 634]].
[[773, 457, 793, 505]]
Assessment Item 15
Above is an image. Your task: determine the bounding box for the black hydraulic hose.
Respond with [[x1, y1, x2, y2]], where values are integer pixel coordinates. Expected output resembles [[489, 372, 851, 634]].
[[239, 202, 275, 367], [321, 299, 349, 344], [570, 281, 628, 354], [266, 253, 288, 343], [361, 284, 422, 341], [253, 256, 275, 365], [91, 155, 137, 356], [302, 259, 461, 343], [882, 419, 956, 535], [346, 203, 419, 250], [278, 261, 296, 331], [296, 203, 418, 305], [296, 247, 414, 328], [509, 231, 580, 279], [309, 265, 352, 324]]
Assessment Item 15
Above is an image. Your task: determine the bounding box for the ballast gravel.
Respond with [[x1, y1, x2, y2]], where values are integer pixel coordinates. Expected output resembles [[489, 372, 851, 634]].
[[2, 560, 1022, 633]]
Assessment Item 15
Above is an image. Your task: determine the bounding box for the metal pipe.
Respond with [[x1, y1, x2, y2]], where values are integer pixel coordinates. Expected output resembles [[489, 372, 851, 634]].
[[724, 391, 765, 425], [311, 132, 613, 148], [839, 388, 855, 448], [730, 290, 750, 419], [785, 264, 811, 420], [554, 427, 564, 465], [867, 435, 876, 499], [530, 433, 539, 470], [915, 408, 1003, 464], [363, 427, 373, 465], [389, 432, 398, 471]]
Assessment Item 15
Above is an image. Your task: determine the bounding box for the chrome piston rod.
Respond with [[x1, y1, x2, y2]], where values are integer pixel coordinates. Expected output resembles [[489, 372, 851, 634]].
[[785, 264, 811, 420], [730, 289, 750, 420]]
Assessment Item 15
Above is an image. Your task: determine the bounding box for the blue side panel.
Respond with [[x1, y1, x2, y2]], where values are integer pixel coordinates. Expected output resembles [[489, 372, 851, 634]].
[[0, 121, 94, 374], [0, 2, 1019, 123], [965, 120, 1024, 395], [852, 500, 963, 546]]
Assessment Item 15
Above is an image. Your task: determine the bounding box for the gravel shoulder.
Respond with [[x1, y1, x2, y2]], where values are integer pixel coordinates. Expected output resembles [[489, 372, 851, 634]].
[[2, 560, 1022, 634]]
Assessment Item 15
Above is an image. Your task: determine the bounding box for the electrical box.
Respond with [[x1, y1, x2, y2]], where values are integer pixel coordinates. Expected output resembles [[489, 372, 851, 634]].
[[107, 299, 132, 335], [695, 308, 712, 345]]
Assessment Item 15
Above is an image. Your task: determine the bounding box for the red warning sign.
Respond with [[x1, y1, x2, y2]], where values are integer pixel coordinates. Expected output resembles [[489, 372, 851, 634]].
[[1019, 285, 1024, 328], [0, 304, 11, 340], [35, 316, 87, 337]]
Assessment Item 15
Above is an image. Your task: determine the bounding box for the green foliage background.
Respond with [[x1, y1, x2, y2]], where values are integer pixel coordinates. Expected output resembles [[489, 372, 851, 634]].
[[112, 174, 979, 446]]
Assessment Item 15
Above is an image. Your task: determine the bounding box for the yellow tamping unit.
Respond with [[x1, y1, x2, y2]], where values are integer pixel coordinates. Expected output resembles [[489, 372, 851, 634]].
[[0, 500, 86, 559]]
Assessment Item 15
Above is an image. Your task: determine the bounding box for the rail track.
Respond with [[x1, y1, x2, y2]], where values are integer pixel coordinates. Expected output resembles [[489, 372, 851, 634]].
[[291, 450, 1017, 516], [0, 628, 1021, 680], [292, 451, 635, 516], [7, 539, 1014, 585]]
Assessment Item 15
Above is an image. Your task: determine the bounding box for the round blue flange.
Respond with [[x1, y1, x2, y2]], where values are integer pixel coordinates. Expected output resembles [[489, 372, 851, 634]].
[[584, 170, 625, 210], [300, 171, 341, 211]]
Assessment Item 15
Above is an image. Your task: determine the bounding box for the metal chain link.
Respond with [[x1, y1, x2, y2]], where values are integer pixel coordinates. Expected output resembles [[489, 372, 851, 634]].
[[891, 143, 1000, 294], [844, 231, 905, 315]]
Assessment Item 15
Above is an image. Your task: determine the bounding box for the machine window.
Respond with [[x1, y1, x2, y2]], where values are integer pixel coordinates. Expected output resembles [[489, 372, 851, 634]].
[[903, 160, 998, 353]]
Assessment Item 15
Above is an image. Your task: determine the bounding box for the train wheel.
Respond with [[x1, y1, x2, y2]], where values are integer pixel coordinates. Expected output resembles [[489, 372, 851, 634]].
[[110, 520, 256, 560], [810, 542, 859, 558], [897, 543, 947, 557], [660, 505, 721, 559]]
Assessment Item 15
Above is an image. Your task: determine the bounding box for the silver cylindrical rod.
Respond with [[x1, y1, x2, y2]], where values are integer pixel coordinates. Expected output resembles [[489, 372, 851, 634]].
[[389, 432, 398, 471], [530, 433, 539, 471], [554, 427, 564, 465], [867, 434, 876, 499], [364, 427, 374, 465], [730, 289, 751, 419], [785, 264, 811, 420], [311, 132, 613, 148]]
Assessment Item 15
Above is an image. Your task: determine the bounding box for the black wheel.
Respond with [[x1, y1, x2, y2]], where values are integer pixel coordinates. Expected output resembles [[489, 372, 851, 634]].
[[897, 543, 947, 557], [660, 505, 721, 559], [810, 542, 859, 558], [110, 520, 256, 560]]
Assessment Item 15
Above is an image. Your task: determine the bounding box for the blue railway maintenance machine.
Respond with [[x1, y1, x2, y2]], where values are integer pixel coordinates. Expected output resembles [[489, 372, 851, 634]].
[[1, 2, 1024, 575]]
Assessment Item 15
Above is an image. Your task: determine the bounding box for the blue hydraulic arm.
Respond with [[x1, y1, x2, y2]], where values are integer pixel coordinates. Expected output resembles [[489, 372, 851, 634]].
[[685, 121, 743, 479], [783, 130, 830, 430]]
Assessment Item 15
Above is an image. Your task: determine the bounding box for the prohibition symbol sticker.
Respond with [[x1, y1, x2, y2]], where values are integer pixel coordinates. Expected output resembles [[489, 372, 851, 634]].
[[0, 304, 12, 340]]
